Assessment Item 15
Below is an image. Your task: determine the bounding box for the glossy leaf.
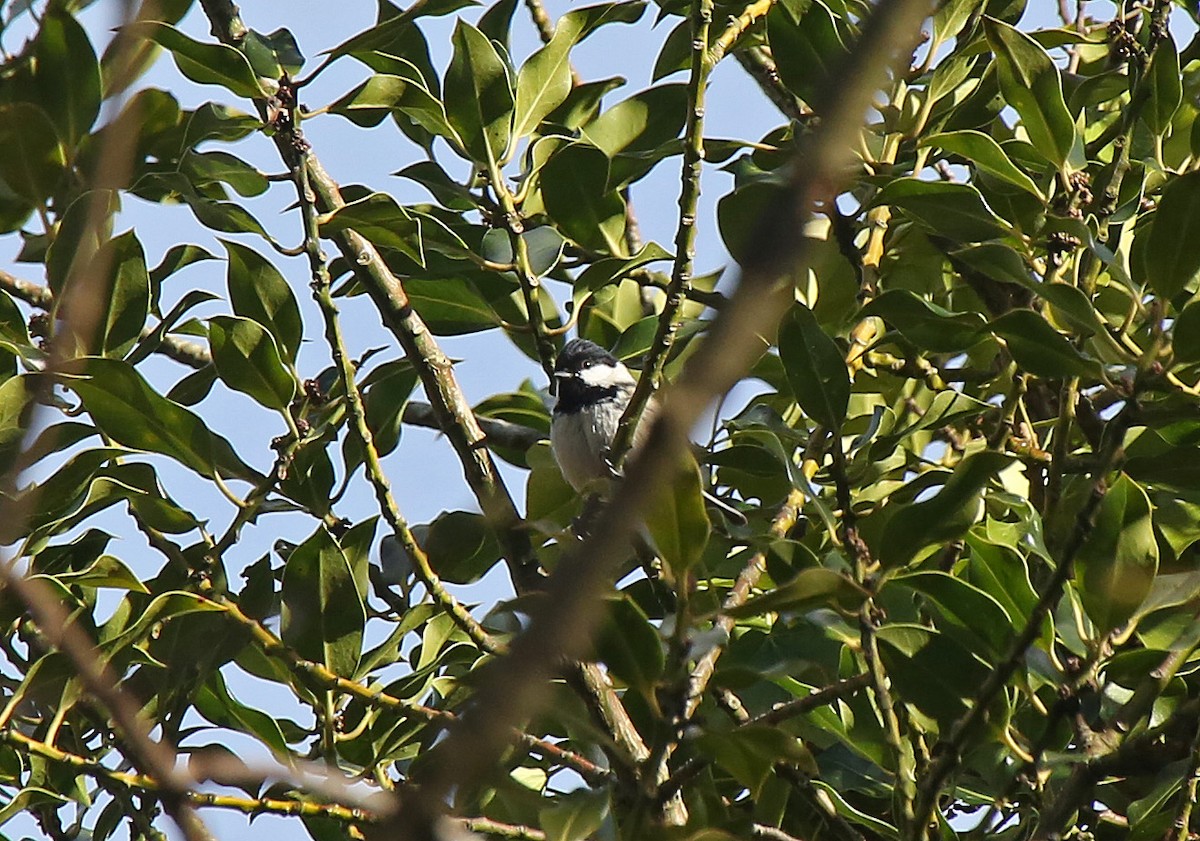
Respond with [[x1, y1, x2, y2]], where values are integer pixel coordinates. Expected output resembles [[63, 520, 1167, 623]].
[[1145, 35, 1181, 137], [779, 303, 849, 429], [878, 452, 1012, 568], [540, 141, 626, 255], [1078, 475, 1159, 634], [0, 103, 66, 203], [768, 2, 847, 107], [1145, 171, 1200, 299], [319, 192, 425, 267], [281, 526, 366, 678], [920, 130, 1043, 198], [130, 22, 263, 99], [65, 358, 255, 481], [591, 596, 663, 692], [644, 458, 710, 581], [872, 179, 1012, 242], [984, 17, 1078, 168], [989, 309, 1100, 377], [34, 7, 102, 147], [223, 241, 303, 363], [444, 20, 513, 163], [208, 315, 296, 410]]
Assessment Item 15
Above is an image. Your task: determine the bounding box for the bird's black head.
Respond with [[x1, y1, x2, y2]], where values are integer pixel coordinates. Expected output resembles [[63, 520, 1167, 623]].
[[552, 339, 623, 413], [554, 338, 617, 376]]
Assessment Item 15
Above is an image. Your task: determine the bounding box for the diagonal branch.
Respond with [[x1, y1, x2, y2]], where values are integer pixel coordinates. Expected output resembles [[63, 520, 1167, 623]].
[[199, 0, 542, 595], [377, 2, 933, 836]]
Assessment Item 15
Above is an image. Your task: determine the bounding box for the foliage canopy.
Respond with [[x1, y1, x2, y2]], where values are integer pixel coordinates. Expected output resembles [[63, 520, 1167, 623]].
[[1, 0, 1200, 840]]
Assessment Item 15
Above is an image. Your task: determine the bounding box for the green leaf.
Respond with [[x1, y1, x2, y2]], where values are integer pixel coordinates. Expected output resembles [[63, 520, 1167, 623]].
[[988, 309, 1100, 377], [697, 725, 818, 795], [920, 130, 1043, 198], [891, 571, 1012, 659], [1145, 171, 1200, 299], [194, 670, 291, 757], [1173, 299, 1200, 364], [47, 554, 148, 592], [859, 290, 985, 353], [645, 458, 711, 581], [0, 103, 66, 203], [591, 595, 663, 692], [876, 624, 992, 726], [983, 17, 1078, 169], [34, 6, 102, 147], [405, 277, 500, 334], [319, 192, 425, 267], [130, 21, 264, 98], [1077, 474, 1158, 633], [582, 83, 688, 158], [540, 790, 610, 841], [65, 357, 256, 481], [223, 241, 303, 363], [573, 242, 672, 311], [208, 315, 296, 411], [540, 141, 626, 255], [513, 29, 574, 140], [872, 179, 1011, 243], [444, 20, 514, 164], [727, 568, 867, 618], [768, 2, 847, 107], [68, 230, 151, 358], [878, 452, 1012, 568], [421, 510, 502, 584], [1144, 35, 1181, 137], [779, 303, 849, 429], [329, 73, 460, 142], [281, 526, 366, 678], [180, 150, 268, 197]]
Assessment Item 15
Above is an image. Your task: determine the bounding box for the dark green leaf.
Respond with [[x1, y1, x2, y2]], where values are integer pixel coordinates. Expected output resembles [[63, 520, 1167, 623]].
[[697, 725, 818, 795], [876, 624, 992, 726], [539, 790, 610, 841], [34, 7, 102, 147], [645, 458, 710, 580], [67, 230, 151, 358], [860, 290, 985, 353], [727, 568, 866, 618], [1145, 171, 1200, 299], [1078, 475, 1158, 633], [422, 510, 502, 584], [281, 526, 366, 678], [878, 452, 1012, 568], [223, 240, 303, 363], [779, 303, 849, 429], [540, 141, 626, 255], [591, 596, 663, 692], [920, 130, 1043, 198], [989, 309, 1100, 377], [872, 179, 1012, 242], [582, 83, 688, 157], [444, 20, 514, 164], [1173, 299, 1200, 364], [208, 315, 296, 410], [768, 2, 847, 107], [130, 21, 263, 98], [891, 571, 1012, 659], [984, 17, 1079, 168], [65, 358, 256, 481], [1144, 35, 1181, 137], [319, 192, 425, 267], [0, 103, 66, 203]]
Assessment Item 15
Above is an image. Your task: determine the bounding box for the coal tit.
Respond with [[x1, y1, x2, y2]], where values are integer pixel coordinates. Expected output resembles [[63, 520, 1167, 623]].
[[550, 338, 745, 523]]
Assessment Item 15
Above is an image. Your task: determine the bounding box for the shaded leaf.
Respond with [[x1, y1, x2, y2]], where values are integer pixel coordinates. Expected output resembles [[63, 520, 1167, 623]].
[[779, 303, 849, 429], [1078, 475, 1158, 633], [208, 315, 296, 410], [281, 526, 366, 678]]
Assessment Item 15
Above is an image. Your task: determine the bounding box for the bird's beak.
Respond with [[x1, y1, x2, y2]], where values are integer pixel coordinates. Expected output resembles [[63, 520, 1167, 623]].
[[553, 371, 572, 380]]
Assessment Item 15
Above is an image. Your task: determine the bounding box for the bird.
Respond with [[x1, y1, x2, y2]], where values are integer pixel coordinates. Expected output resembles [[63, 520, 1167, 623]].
[[549, 337, 746, 524]]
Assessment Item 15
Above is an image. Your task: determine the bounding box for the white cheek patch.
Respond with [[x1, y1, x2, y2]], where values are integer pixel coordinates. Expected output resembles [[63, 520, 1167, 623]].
[[579, 363, 620, 387]]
